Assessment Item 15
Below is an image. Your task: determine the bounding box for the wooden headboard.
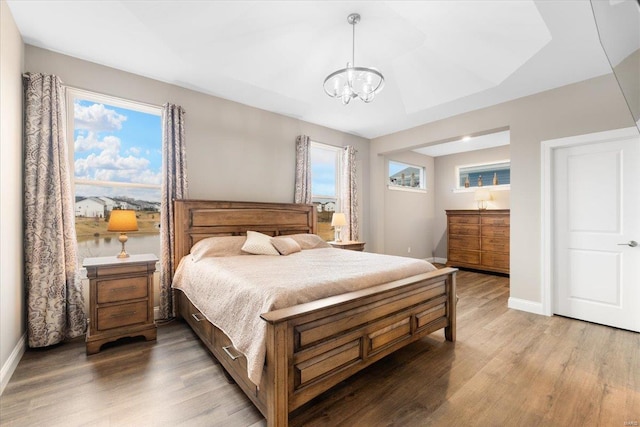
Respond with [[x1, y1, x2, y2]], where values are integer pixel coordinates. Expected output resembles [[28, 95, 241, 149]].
[[173, 200, 317, 269]]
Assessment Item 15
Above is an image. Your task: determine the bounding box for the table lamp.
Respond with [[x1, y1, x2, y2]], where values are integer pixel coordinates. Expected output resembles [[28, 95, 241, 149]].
[[107, 209, 138, 258], [331, 212, 347, 242], [474, 188, 491, 210]]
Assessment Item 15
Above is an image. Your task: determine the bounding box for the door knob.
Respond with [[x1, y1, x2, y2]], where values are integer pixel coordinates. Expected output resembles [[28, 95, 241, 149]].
[[618, 240, 638, 247]]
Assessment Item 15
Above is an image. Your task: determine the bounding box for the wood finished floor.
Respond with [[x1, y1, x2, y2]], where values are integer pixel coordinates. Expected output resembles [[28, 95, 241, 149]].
[[1, 269, 638, 426]]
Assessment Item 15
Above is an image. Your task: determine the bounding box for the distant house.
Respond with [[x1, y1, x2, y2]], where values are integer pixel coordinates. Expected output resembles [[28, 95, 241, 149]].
[[98, 196, 117, 212], [324, 201, 336, 212], [75, 197, 105, 218]]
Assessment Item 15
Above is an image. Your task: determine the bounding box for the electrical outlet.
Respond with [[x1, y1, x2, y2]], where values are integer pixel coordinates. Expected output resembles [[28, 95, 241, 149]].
[[407, 247, 411, 253]]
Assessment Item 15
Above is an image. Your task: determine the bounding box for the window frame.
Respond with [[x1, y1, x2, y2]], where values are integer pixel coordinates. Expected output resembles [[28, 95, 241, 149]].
[[387, 159, 427, 192], [454, 159, 511, 192], [310, 140, 342, 207]]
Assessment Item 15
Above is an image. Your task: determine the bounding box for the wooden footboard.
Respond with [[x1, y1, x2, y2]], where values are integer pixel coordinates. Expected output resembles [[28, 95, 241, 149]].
[[177, 267, 456, 427]]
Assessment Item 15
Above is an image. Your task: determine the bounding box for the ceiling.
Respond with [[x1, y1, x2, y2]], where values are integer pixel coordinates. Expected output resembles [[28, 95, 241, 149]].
[[8, 1, 617, 139]]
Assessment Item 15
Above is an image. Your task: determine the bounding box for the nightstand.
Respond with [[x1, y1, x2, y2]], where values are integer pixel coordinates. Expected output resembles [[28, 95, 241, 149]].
[[84, 254, 158, 355], [329, 240, 365, 251]]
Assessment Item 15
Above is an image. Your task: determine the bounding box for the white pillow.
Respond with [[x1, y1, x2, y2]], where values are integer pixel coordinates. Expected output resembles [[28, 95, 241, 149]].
[[286, 233, 332, 250], [241, 231, 280, 255], [190, 236, 246, 261], [271, 237, 302, 255]]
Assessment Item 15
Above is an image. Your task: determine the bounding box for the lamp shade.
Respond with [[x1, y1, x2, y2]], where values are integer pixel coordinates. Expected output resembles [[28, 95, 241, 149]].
[[107, 210, 138, 232], [331, 213, 347, 227], [474, 189, 491, 202]]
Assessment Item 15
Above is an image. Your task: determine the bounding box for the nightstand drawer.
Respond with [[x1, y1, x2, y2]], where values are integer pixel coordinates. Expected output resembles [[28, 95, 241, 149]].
[[97, 301, 148, 330], [96, 276, 148, 304], [95, 263, 151, 277]]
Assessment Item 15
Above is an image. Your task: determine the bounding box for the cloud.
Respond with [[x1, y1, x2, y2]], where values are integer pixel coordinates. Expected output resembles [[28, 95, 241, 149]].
[[74, 102, 127, 132], [75, 134, 161, 185]]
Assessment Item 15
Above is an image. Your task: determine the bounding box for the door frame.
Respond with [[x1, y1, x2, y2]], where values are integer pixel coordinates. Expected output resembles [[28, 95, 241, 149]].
[[540, 126, 639, 316]]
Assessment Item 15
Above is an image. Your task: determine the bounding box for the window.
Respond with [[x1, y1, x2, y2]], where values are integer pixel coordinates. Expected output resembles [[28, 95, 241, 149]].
[[388, 160, 425, 190], [310, 141, 341, 241], [457, 161, 510, 189], [67, 89, 162, 265]]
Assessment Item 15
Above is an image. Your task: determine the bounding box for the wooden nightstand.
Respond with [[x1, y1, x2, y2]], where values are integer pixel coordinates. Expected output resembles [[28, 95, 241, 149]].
[[329, 240, 365, 251], [84, 254, 158, 355]]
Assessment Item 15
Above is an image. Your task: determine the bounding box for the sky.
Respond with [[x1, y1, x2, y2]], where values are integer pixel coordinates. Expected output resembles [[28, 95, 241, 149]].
[[73, 99, 162, 202], [310, 144, 338, 198]]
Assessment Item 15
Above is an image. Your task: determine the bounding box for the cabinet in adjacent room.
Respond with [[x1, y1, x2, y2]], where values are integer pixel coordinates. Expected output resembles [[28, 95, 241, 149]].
[[445, 209, 509, 274]]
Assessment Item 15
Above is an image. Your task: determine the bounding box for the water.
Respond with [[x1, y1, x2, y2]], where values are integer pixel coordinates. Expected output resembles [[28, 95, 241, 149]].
[[77, 233, 160, 265]]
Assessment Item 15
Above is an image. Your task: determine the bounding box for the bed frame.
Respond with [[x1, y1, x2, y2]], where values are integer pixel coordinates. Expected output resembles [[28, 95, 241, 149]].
[[172, 200, 457, 427]]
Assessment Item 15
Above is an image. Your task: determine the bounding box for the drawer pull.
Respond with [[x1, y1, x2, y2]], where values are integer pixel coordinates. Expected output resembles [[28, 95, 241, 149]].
[[222, 345, 240, 361], [110, 311, 136, 318], [191, 313, 205, 322], [111, 285, 137, 292]]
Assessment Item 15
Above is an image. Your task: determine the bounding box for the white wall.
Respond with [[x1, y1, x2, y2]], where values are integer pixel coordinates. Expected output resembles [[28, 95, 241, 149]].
[[24, 46, 371, 244], [0, 0, 25, 394], [383, 151, 434, 259], [370, 74, 634, 304], [433, 145, 511, 259]]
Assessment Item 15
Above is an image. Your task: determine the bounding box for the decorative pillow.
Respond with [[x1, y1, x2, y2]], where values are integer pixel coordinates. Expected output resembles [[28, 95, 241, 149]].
[[241, 231, 280, 255], [270, 237, 302, 256], [285, 233, 332, 250], [190, 236, 247, 261]]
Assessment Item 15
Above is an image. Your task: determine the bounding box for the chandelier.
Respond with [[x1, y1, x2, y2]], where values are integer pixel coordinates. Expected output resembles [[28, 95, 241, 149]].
[[323, 13, 384, 105]]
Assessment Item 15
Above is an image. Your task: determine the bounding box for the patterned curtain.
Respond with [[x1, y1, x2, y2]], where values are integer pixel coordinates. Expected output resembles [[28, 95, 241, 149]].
[[23, 73, 85, 347], [294, 135, 312, 204], [341, 146, 359, 241], [159, 103, 188, 319]]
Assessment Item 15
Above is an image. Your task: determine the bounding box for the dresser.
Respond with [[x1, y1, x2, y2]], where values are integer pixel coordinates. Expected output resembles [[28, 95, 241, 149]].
[[446, 210, 509, 274], [84, 254, 158, 354]]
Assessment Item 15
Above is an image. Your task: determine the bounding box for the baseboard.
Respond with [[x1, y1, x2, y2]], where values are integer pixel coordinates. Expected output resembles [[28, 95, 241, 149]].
[[427, 257, 447, 265], [154, 306, 161, 321], [508, 297, 546, 316], [1, 333, 26, 396]]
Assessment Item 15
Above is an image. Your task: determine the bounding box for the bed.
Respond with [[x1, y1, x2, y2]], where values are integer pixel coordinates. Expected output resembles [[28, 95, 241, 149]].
[[172, 200, 457, 427]]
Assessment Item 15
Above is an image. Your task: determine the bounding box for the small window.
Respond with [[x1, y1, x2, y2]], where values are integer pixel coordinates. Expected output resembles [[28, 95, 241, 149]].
[[388, 160, 425, 190], [310, 141, 341, 241], [458, 161, 510, 188]]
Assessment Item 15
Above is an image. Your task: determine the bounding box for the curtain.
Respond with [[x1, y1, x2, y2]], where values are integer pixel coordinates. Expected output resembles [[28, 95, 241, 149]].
[[341, 145, 359, 241], [23, 73, 85, 347], [294, 135, 312, 204], [159, 103, 188, 319]]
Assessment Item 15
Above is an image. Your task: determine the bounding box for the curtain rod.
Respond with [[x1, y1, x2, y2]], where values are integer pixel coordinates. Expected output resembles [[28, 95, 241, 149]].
[[22, 73, 163, 110]]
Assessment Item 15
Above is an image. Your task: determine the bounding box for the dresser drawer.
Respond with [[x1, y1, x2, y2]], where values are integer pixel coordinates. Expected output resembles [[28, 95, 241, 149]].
[[97, 301, 148, 330], [481, 252, 510, 269], [96, 276, 147, 304], [448, 215, 479, 224], [448, 249, 480, 265], [482, 236, 509, 252], [481, 225, 509, 238], [481, 216, 510, 226], [448, 235, 480, 251], [449, 224, 480, 236]]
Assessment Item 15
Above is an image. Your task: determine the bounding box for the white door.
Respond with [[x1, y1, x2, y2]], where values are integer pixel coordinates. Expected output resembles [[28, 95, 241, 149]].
[[553, 128, 640, 332]]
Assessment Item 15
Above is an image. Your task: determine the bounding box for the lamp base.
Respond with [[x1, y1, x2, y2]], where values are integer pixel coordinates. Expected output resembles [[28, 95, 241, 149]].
[[334, 227, 342, 242], [116, 233, 130, 258]]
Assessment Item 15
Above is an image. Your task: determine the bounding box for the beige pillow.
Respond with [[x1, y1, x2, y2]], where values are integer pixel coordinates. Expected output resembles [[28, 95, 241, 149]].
[[190, 236, 246, 261], [271, 237, 302, 255], [286, 233, 332, 250], [241, 231, 280, 255]]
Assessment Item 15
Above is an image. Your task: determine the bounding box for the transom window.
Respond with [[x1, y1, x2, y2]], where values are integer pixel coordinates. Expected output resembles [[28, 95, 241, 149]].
[[457, 161, 510, 188], [67, 89, 162, 265], [310, 141, 341, 241], [388, 160, 425, 190]]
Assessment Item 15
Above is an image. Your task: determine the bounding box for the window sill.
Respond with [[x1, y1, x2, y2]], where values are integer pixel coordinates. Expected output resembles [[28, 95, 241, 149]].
[[452, 184, 510, 193], [387, 185, 427, 194]]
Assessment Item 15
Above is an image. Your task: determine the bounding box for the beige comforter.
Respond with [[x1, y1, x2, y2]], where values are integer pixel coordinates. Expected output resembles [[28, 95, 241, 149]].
[[172, 248, 436, 386]]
